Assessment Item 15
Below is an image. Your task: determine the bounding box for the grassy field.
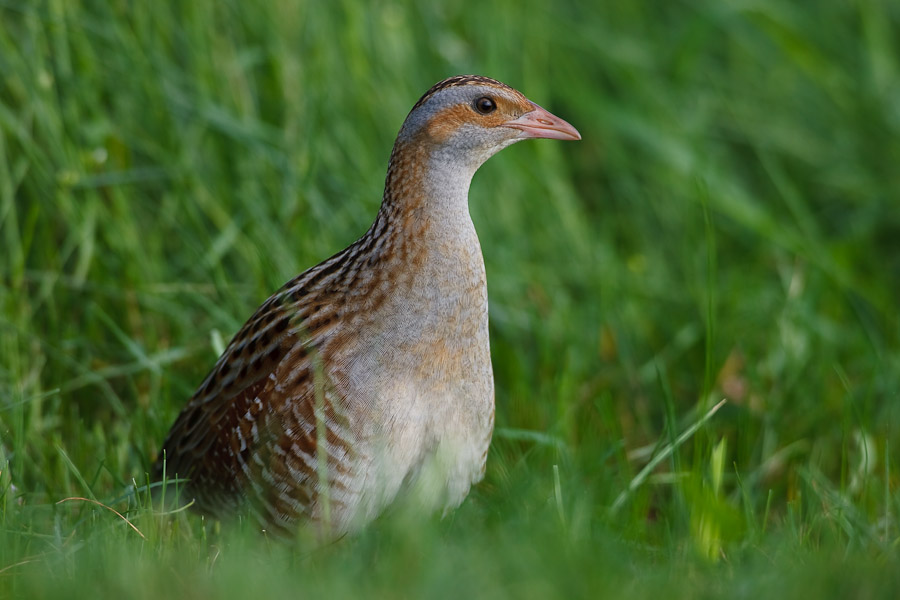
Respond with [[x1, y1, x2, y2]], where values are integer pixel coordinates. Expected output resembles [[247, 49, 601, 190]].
[[2, 0, 899, 596]]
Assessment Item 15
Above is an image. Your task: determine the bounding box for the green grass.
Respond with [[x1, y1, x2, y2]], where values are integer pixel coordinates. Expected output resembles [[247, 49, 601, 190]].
[[2, 0, 899, 596]]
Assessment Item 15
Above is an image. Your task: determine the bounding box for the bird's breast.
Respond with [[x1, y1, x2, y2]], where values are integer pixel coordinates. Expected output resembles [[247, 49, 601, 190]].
[[324, 218, 495, 518]]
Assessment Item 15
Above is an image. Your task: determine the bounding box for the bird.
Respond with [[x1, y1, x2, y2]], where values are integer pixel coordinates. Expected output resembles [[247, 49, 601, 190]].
[[153, 75, 580, 538]]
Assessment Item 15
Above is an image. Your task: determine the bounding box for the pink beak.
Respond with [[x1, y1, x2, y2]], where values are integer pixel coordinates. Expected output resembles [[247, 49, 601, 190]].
[[502, 102, 581, 141]]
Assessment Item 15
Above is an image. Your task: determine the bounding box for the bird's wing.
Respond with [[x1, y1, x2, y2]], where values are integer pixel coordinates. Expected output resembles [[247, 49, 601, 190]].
[[153, 292, 300, 508], [154, 259, 357, 525]]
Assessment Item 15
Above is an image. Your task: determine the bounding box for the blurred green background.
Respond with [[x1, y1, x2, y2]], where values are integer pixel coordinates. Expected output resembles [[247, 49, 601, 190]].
[[1, 0, 898, 596]]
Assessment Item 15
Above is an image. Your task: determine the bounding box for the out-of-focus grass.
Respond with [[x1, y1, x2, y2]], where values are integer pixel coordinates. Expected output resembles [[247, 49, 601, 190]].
[[1, 0, 898, 596]]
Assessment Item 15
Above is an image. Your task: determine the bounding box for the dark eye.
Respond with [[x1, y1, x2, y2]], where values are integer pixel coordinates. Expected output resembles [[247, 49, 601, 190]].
[[473, 96, 496, 115]]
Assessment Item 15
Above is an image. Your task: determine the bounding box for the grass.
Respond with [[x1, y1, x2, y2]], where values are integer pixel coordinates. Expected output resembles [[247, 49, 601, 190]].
[[1, 0, 899, 596]]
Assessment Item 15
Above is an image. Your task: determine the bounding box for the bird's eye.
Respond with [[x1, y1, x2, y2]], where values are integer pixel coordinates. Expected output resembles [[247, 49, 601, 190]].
[[473, 96, 496, 115]]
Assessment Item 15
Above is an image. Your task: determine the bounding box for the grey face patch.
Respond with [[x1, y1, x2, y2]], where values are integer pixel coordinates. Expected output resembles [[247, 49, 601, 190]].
[[398, 83, 528, 147]]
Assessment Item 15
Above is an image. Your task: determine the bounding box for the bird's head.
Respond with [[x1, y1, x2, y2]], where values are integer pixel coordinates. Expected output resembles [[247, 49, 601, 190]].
[[395, 75, 581, 174]]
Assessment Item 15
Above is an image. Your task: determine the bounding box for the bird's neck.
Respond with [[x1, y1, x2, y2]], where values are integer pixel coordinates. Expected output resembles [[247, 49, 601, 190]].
[[355, 138, 487, 346], [375, 139, 479, 248]]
